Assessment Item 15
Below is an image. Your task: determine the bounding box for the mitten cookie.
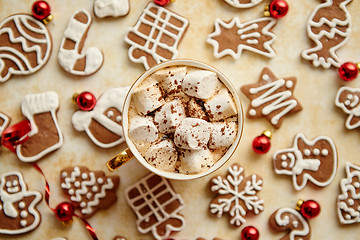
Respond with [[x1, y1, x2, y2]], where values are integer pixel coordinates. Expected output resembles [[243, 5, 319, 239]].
[[72, 87, 129, 148], [125, 173, 185, 239], [60, 166, 119, 219], [335, 86, 360, 130], [337, 162, 360, 224], [0, 112, 11, 136], [0, 172, 42, 235], [273, 133, 337, 190], [16, 91, 63, 162], [94, 0, 130, 18], [0, 14, 52, 83], [58, 9, 103, 76], [222, 0, 263, 8], [210, 164, 264, 227], [241, 67, 302, 128], [125, 2, 189, 69], [301, 0, 353, 68]]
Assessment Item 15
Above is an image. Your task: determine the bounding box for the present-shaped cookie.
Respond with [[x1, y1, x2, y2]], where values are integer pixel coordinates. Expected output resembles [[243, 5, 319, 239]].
[[273, 133, 338, 190]]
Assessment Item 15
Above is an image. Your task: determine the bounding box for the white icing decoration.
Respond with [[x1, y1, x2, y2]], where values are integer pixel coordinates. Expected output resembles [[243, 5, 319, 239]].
[[124, 2, 189, 70], [292, 220, 298, 228], [86, 193, 92, 199], [58, 9, 103, 76], [301, 0, 352, 68], [6, 182, 11, 188], [321, 149, 329, 156], [207, 17, 277, 59], [0, 112, 11, 135], [304, 149, 311, 156], [348, 199, 354, 206], [98, 178, 104, 184], [249, 78, 298, 126], [281, 161, 288, 168], [94, 0, 130, 18], [20, 210, 28, 218], [223, 0, 263, 8], [274, 208, 310, 240], [281, 155, 287, 161], [68, 189, 74, 195], [273, 133, 337, 191], [0, 172, 42, 234], [313, 148, 320, 155], [92, 186, 98, 192], [262, 74, 270, 81], [72, 87, 130, 148], [116, 116, 121, 123], [335, 86, 360, 130], [107, 110, 114, 118], [62, 172, 67, 178], [82, 173, 88, 180], [0, 14, 52, 83], [355, 182, 360, 188], [249, 109, 256, 116], [80, 202, 86, 208], [125, 173, 185, 239], [286, 80, 293, 89], [16, 91, 63, 162], [74, 181, 80, 188]]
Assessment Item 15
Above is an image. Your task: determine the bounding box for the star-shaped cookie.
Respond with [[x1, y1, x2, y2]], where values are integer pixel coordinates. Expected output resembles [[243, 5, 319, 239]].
[[241, 67, 302, 128]]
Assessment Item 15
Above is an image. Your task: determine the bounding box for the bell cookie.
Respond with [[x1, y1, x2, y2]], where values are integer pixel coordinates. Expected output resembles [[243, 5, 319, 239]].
[[0, 111, 11, 136], [0, 14, 52, 83], [210, 164, 264, 227], [125, 173, 185, 239], [0, 171, 42, 235], [301, 0, 353, 68], [337, 162, 360, 224], [207, 17, 277, 59], [58, 9, 104, 76], [60, 166, 120, 219], [335, 86, 360, 130], [94, 0, 130, 18], [124, 2, 189, 70], [72, 87, 129, 148], [273, 133, 338, 191], [241, 67, 302, 129]]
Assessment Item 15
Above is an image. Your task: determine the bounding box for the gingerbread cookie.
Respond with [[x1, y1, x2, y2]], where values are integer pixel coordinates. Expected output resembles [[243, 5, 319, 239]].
[[0, 111, 11, 136], [60, 166, 119, 219], [94, 0, 130, 18], [302, 0, 353, 68], [16, 91, 63, 162], [273, 133, 338, 191], [207, 17, 277, 59], [125, 173, 185, 239], [269, 207, 311, 240], [0, 171, 42, 235], [0, 14, 52, 83], [241, 67, 302, 128], [72, 87, 129, 148], [337, 162, 360, 224], [335, 86, 360, 130], [58, 9, 103, 76], [222, 0, 263, 8], [124, 2, 189, 69], [210, 164, 264, 227]]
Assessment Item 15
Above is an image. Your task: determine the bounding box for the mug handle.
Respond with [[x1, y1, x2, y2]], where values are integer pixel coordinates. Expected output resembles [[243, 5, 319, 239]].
[[107, 148, 134, 172]]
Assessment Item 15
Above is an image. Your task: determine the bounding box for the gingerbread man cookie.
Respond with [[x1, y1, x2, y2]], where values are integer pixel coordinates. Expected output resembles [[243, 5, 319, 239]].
[[60, 166, 119, 219], [0, 14, 52, 83], [273, 133, 338, 191], [241, 67, 302, 128], [93, 0, 130, 18], [72, 87, 129, 148], [0, 171, 42, 235], [335, 86, 360, 130]]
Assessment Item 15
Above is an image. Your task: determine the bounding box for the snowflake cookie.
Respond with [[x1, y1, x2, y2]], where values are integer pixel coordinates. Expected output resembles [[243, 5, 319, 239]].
[[209, 164, 264, 227], [337, 162, 360, 224], [273, 133, 338, 191]]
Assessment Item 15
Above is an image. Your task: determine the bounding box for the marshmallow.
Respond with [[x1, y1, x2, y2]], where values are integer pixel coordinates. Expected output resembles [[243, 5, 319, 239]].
[[209, 121, 237, 149], [174, 118, 211, 150], [204, 88, 237, 121], [132, 82, 165, 115], [144, 139, 178, 172], [154, 99, 186, 134], [182, 70, 219, 99], [186, 98, 208, 121], [129, 116, 158, 145], [154, 66, 187, 94], [178, 148, 214, 174]]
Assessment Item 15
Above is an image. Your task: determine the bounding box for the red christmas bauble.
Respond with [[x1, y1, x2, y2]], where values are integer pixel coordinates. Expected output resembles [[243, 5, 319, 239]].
[[154, 0, 171, 6], [269, 0, 289, 18], [252, 134, 271, 154], [32, 1, 51, 20], [76, 92, 97, 111], [55, 202, 74, 222], [338, 62, 359, 81], [300, 200, 320, 219], [241, 226, 259, 240]]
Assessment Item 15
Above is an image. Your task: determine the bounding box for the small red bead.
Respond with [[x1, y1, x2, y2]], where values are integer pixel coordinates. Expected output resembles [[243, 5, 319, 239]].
[[32, 1, 51, 20], [300, 200, 320, 219], [269, 0, 289, 18], [338, 62, 359, 81], [76, 92, 97, 111], [252, 134, 271, 154], [55, 202, 74, 222], [241, 226, 259, 240], [154, 0, 171, 6]]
